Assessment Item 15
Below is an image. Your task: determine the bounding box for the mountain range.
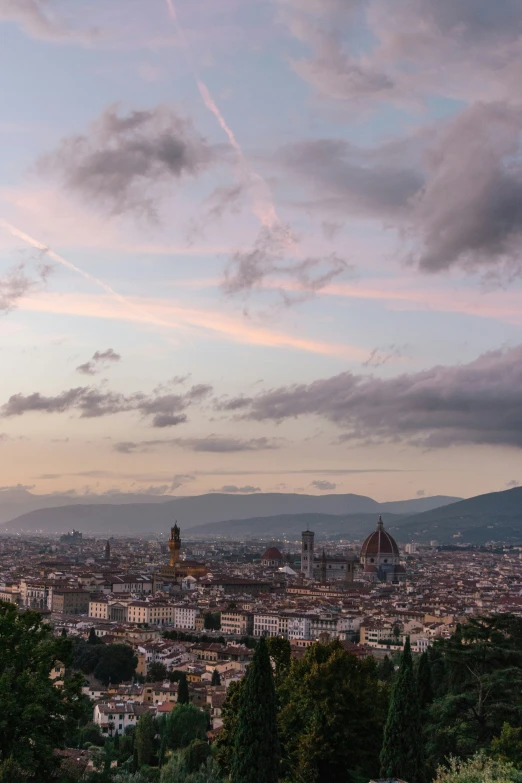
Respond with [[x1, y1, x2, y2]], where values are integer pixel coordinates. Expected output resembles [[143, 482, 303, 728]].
[[0, 491, 460, 535]]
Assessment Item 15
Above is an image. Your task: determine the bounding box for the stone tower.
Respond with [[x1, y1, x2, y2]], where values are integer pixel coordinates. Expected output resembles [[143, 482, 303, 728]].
[[301, 530, 314, 579], [320, 549, 327, 583], [104, 539, 111, 561], [168, 523, 181, 568]]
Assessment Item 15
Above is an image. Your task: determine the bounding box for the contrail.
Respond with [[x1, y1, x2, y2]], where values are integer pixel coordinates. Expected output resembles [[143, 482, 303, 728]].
[[0, 219, 186, 333], [164, 0, 288, 238]]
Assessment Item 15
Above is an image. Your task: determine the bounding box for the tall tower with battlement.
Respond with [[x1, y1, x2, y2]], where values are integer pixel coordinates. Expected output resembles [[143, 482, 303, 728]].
[[168, 523, 181, 568], [301, 530, 315, 579]]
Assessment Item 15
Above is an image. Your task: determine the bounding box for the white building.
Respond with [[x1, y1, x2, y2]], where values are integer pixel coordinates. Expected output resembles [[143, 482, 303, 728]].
[[173, 605, 200, 630]]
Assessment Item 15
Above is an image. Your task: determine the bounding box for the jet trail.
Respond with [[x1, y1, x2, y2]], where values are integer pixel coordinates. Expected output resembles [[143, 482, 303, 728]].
[[164, 0, 288, 239], [0, 219, 184, 332]]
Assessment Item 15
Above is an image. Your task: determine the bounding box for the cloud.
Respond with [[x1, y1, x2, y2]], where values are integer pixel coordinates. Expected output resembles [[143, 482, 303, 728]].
[[416, 489, 425, 497], [113, 435, 281, 454], [76, 347, 121, 375], [506, 479, 519, 488], [410, 102, 522, 275], [242, 344, 522, 449], [213, 485, 261, 494], [223, 223, 350, 301], [0, 0, 100, 43], [38, 104, 218, 221], [0, 262, 51, 314], [311, 480, 337, 491], [363, 344, 409, 368], [214, 396, 254, 412], [1, 382, 211, 427]]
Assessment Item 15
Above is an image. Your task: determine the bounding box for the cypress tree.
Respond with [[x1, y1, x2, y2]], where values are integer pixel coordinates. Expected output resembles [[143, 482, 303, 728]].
[[211, 669, 221, 686], [177, 672, 190, 704], [88, 626, 98, 644], [380, 637, 425, 783], [417, 651, 433, 710], [230, 636, 279, 783], [135, 712, 155, 768]]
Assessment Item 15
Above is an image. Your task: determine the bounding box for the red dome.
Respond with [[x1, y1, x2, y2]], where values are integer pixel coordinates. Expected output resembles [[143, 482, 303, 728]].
[[364, 565, 378, 572], [262, 547, 284, 561], [361, 516, 399, 557]]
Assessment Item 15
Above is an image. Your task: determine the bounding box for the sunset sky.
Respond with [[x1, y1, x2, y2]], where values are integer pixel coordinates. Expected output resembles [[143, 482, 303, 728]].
[[1, 0, 522, 501]]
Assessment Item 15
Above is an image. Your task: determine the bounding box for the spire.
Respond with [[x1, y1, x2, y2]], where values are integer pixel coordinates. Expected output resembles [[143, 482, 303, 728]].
[[377, 515, 384, 531]]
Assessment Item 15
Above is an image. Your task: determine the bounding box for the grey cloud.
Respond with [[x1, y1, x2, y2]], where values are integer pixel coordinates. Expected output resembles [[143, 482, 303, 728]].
[[243, 344, 522, 449], [277, 137, 423, 218], [506, 479, 519, 488], [363, 344, 409, 368], [214, 485, 262, 494], [223, 223, 350, 300], [0, 0, 100, 43], [39, 104, 217, 221], [77, 348, 121, 375], [1, 382, 211, 427], [0, 262, 51, 314], [215, 396, 254, 411], [114, 436, 281, 454], [311, 480, 337, 491], [416, 489, 425, 497], [411, 102, 522, 274]]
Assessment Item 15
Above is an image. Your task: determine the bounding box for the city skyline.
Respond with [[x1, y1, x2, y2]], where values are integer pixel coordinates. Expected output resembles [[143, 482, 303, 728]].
[[1, 0, 522, 501]]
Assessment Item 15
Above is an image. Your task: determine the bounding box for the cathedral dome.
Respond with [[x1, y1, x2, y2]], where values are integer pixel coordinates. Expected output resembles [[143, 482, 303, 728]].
[[261, 547, 284, 562], [361, 516, 399, 557]]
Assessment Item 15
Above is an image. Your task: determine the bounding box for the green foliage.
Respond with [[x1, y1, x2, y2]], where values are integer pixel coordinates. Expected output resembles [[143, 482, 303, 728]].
[[148, 662, 168, 682], [434, 752, 522, 783], [278, 640, 387, 783], [81, 722, 105, 747], [160, 756, 223, 783], [0, 757, 27, 783], [214, 678, 244, 775], [203, 613, 221, 631], [425, 615, 522, 766], [230, 636, 279, 783], [88, 627, 104, 645], [72, 639, 137, 685], [136, 713, 156, 769], [489, 723, 522, 767], [177, 673, 190, 704], [165, 704, 207, 750], [0, 601, 86, 781], [211, 669, 221, 687], [418, 651, 433, 709], [380, 637, 425, 783], [377, 654, 395, 682], [184, 740, 212, 774], [266, 637, 291, 678]]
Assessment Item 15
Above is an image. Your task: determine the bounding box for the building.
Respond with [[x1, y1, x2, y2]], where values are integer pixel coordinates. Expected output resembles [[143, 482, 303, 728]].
[[220, 610, 254, 636], [301, 531, 357, 582], [173, 604, 200, 630], [360, 516, 406, 584], [301, 530, 315, 578], [51, 588, 90, 615], [158, 524, 206, 584], [261, 547, 285, 568]]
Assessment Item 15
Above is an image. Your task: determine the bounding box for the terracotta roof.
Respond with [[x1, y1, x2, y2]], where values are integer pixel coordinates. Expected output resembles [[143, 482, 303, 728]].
[[361, 517, 399, 557], [261, 547, 284, 561]]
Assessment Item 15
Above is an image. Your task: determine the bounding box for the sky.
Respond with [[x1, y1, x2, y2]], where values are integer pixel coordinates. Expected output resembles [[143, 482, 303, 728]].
[[1, 0, 522, 503]]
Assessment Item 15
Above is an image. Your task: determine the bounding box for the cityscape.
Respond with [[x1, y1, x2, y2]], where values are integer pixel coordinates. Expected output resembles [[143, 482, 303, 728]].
[[1, 1, 522, 782]]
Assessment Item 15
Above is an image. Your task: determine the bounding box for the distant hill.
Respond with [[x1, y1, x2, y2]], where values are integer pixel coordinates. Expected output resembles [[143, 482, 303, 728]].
[[388, 487, 522, 544], [0, 492, 460, 535], [188, 512, 405, 539], [0, 487, 170, 526]]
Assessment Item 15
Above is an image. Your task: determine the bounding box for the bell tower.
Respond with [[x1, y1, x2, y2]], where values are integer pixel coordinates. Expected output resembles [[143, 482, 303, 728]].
[[168, 523, 181, 568], [301, 530, 314, 579]]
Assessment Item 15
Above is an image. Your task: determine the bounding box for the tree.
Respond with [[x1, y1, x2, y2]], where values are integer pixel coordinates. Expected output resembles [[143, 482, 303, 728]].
[[61, 627, 68, 637], [426, 615, 522, 766], [148, 662, 168, 682], [88, 626, 102, 645], [80, 722, 105, 747], [378, 655, 395, 682], [215, 679, 245, 775], [433, 753, 522, 783], [203, 613, 221, 631], [380, 637, 425, 783], [177, 673, 190, 704], [136, 713, 156, 769], [266, 637, 291, 678], [160, 756, 223, 783], [417, 651, 433, 710], [73, 639, 137, 685], [490, 723, 522, 767], [184, 739, 212, 773], [211, 669, 221, 687], [230, 636, 280, 783], [0, 601, 86, 780], [165, 704, 207, 750], [277, 640, 387, 783], [0, 758, 27, 783]]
